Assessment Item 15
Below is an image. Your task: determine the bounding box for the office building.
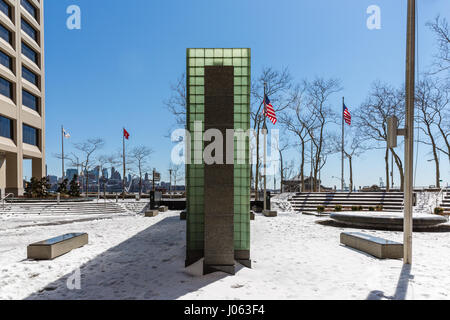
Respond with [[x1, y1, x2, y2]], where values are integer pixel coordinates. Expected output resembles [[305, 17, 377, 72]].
[[0, 0, 45, 196]]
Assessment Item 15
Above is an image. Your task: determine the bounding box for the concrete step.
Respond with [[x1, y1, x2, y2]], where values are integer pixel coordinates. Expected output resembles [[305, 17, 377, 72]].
[[292, 206, 403, 211], [290, 200, 403, 204], [1, 202, 128, 215]]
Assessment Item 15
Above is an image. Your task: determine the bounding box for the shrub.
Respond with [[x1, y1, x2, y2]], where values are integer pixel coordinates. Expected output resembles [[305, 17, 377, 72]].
[[358, 205, 363, 211], [24, 177, 51, 198], [335, 205, 343, 212], [351, 206, 359, 211], [368, 206, 375, 212], [317, 206, 325, 213], [376, 205, 383, 212], [69, 175, 81, 197], [434, 207, 444, 215], [57, 179, 69, 195]]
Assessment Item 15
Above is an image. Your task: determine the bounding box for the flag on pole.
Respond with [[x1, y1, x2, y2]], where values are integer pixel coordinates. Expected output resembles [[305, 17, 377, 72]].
[[343, 104, 352, 126], [123, 128, 130, 140], [263, 95, 277, 125], [63, 128, 71, 138]]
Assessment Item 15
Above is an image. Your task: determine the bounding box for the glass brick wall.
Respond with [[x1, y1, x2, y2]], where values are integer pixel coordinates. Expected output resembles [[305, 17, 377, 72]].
[[186, 48, 251, 253]]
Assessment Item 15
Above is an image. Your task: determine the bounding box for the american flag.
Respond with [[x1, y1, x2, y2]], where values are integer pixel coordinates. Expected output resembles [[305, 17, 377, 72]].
[[263, 95, 277, 125], [343, 103, 351, 126]]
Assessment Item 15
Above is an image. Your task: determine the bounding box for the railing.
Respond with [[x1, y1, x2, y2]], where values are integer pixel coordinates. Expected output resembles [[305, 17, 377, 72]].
[[1, 193, 14, 212], [436, 186, 447, 208]]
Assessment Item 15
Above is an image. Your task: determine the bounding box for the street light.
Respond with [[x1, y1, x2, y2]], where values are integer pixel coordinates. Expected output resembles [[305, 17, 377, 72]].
[[387, 0, 415, 265]]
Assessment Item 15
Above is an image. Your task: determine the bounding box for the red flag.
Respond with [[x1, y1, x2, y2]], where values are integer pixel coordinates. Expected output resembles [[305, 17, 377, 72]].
[[123, 128, 130, 140]]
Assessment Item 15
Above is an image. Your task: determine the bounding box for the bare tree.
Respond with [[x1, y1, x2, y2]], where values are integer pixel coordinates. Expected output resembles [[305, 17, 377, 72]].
[[251, 67, 296, 199], [331, 129, 367, 192], [303, 78, 342, 191], [356, 82, 405, 191], [130, 146, 154, 197], [273, 137, 290, 193], [416, 78, 450, 188], [169, 163, 184, 194], [427, 16, 450, 78], [164, 73, 187, 128], [280, 86, 315, 192], [74, 138, 105, 196], [97, 154, 119, 196]]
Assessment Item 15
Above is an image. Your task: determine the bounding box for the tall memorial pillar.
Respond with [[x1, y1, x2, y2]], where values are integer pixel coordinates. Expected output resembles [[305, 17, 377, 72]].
[[185, 48, 251, 275]]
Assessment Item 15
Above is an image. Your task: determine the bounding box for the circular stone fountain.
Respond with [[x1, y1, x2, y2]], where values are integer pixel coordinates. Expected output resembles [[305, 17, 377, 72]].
[[330, 211, 448, 231]]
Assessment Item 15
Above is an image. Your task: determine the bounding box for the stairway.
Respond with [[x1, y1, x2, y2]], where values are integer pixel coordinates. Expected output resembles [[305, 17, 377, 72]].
[[119, 201, 149, 214], [0, 201, 128, 216], [440, 190, 450, 215], [288, 192, 404, 213]]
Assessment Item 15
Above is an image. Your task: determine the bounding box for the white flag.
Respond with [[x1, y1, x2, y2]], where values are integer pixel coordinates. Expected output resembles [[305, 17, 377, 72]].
[[63, 128, 71, 138]]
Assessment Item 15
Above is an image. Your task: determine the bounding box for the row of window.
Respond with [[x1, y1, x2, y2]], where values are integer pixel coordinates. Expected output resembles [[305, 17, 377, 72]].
[[0, 18, 39, 47], [0, 76, 39, 111], [0, 44, 38, 72], [0, 115, 39, 146], [0, 0, 39, 22]]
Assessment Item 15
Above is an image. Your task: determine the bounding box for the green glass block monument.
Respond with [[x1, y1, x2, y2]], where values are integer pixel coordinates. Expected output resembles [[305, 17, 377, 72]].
[[185, 48, 251, 275]]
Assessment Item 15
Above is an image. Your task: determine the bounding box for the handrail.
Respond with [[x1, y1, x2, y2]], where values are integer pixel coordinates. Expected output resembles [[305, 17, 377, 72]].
[[435, 186, 446, 209], [1, 193, 14, 212]]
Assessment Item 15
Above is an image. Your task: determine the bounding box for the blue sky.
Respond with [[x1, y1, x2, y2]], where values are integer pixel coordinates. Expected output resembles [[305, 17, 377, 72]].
[[38, 0, 449, 188]]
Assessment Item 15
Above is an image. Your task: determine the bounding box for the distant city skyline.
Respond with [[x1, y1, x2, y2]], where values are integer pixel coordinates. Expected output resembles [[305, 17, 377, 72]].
[[33, 0, 449, 189]]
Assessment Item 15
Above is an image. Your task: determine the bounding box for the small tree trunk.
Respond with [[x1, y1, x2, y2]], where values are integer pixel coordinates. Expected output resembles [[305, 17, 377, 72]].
[[279, 150, 284, 193], [254, 123, 261, 200], [391, 149, 404, 191], [300, 140, 305, 193], [385, 148, 390, 192]]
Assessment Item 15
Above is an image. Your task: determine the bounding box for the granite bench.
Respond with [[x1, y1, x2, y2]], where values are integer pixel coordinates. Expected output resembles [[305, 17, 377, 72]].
[[340, 232, 403, 259], [27, 233, 88, 260]]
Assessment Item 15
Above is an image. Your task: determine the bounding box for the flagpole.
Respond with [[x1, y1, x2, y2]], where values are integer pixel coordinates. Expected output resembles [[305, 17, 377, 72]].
[[341, 97, 345, 191], [61, 125, 65, 181], [122, 128, 126, 200], [263, 82, 267, 212]]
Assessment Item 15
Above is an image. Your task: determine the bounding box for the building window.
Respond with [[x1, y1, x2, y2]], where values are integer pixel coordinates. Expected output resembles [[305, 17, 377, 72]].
[[21, 18, 37, 42], [23, 124, 38, 146], [21, 0, 37, 20], [0, 115, 13, 139], [0, 0, 11, 19], [21, 42, 38, 64], [22, 89, 39, 112], [0, 50, 12, 70], [0, 23, 12, 44], [0, 76, 13, 99], [22, 66, 38, 86]]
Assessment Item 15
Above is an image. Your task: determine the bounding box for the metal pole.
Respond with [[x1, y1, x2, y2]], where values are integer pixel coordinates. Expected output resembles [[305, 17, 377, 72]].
[[310, 136, 313, 193], [61, 125, 65, 181], [152, 168, 155, 192], [341, 98, 345, 191], [122, 128, 126, 200], [169, 169, 173, 198], [404, 0, 415, 265], [263, 82, 267, 211]]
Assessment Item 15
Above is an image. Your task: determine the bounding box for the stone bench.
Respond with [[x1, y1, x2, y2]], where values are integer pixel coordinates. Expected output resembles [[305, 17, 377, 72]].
[[145, 209, 159, 217], [158, 206, 169, 212], [263, 210, 277, 217], [27, 233, 88, 260], [340, 232, 403, 259]]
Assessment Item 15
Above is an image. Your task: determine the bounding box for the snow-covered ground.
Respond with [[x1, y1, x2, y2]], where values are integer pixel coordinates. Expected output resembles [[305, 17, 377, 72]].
[[1, 209, 450, 300]]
